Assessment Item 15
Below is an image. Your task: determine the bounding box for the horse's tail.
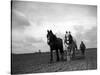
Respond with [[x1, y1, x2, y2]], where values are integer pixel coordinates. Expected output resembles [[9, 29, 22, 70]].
[[57, 38, 64, 53]]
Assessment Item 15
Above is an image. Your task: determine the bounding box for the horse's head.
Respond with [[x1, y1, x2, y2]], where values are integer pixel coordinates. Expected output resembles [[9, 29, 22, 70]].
[[47, 30, 56, 45], [64, 31, 74, 45]]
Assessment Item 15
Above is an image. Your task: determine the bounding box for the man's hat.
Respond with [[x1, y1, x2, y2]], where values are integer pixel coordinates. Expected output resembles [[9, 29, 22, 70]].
[[69, 31, 71, 33]]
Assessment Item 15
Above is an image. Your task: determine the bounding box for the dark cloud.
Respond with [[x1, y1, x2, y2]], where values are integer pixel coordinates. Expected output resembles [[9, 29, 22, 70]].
[[12, 10, 30, 30], [25, 36, 44, 44], [82, 26, 97, 48], [74, 26, 97, 48]]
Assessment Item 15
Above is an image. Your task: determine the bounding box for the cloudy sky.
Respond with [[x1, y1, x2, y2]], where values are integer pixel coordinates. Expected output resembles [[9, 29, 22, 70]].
[[12, 1, 97, 54]]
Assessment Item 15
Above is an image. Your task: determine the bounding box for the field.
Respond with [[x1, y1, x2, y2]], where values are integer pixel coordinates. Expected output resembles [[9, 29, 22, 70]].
[[11, 48, 97, 74]]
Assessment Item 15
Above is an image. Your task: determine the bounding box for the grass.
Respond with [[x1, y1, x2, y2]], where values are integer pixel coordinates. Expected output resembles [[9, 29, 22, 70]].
[[11, 48, 97, 74]]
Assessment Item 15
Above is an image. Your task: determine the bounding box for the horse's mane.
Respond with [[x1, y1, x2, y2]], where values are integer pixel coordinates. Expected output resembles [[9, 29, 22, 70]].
[[53, 34, 57, 39], [47, 30, 57, 43]]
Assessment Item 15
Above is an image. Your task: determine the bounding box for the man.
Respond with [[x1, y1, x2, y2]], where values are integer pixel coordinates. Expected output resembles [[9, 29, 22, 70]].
[[80, 41, 86, 56]]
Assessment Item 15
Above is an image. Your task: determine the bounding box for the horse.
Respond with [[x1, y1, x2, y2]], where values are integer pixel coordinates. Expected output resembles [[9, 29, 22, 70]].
[[64, 32, 77, 60], [47, 30, 64, 62]]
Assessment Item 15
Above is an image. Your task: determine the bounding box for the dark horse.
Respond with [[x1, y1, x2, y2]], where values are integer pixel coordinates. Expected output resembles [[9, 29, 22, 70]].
[[47, 30, 64, 62]]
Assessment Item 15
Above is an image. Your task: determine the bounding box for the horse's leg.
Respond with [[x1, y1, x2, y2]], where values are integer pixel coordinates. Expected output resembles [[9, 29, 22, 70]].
[[73, 45, 75, 58], [71, 43, 75, 58], [50, 50, 53, 62], [56, 49, 60, 61], [61, 53, 64, 61], [72, 48, 75, 58], [65, 44, 68, 60], [69, 45, 71, 56], [70, 47, 73, 58], [70, 44, 73, 59], [67, 46, 71, 61], [60, 48, 64, 61]]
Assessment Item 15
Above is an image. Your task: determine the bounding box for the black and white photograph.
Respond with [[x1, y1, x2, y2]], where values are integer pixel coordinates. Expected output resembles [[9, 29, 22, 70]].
[[11, 0, 97, 74]]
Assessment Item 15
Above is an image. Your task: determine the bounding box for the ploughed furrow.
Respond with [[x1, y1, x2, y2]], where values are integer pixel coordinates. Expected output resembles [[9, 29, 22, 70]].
[[12, 49, 97, 74], [30, 60, 87, 73]]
